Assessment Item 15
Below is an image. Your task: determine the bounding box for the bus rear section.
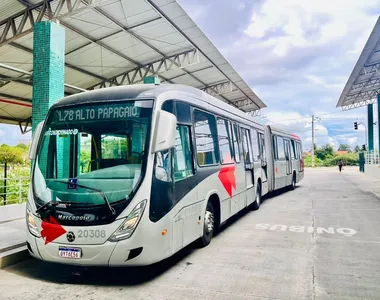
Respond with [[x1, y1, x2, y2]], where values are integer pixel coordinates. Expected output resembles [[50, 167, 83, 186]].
[[264, 125, 304, 193]]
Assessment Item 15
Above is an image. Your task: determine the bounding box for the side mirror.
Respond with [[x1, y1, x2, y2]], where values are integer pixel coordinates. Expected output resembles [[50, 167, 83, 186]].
[[151, 110, 177, 153], [28, 121, 44, 160]]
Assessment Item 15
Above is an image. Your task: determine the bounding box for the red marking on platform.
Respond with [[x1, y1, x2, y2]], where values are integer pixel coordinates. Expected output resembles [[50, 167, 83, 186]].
[[41, 216, 66, 245], [218, 153, 236, 198]]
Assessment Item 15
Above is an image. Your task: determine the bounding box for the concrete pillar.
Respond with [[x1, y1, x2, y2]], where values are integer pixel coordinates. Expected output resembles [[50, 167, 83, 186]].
[[368, 103, 374, 152], [32, 21, 65, 131], [32, 21, 66, 177]]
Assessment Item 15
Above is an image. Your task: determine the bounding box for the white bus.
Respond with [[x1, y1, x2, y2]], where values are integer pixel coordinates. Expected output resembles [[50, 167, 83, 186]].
[[26, 84, 304, 266]]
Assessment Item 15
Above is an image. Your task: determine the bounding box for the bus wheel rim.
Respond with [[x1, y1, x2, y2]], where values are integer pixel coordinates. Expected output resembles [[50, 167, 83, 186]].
[[204, 211, 214, 234]]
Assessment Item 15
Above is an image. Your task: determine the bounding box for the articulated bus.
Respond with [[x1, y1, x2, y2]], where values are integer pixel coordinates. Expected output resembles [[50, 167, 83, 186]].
[[26, 84, 304, 266]]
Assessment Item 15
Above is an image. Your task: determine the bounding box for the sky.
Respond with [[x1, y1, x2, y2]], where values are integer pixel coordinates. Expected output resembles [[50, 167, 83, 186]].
[[1, 0, 380, 151], [176, 0, 380, 151]]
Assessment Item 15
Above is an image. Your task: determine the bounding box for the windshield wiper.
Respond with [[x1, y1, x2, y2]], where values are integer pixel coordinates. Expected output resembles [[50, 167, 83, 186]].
[[47, 180, 116, 216], [36, 199, 77, 214]]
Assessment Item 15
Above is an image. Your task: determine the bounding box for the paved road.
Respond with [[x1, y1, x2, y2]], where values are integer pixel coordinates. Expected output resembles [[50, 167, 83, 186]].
[[1, 167, 380, 300]]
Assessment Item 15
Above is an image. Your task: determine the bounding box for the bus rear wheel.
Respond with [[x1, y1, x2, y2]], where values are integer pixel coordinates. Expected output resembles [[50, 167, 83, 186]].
[[251, 183, 261, 211], [290, 173, 296, 190], [198, 201, 214, 248]]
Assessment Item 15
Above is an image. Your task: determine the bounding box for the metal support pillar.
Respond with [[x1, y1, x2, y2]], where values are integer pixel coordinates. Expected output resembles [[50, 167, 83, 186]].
[[368, 103, 374, 152], [378, 95, 380, 155]]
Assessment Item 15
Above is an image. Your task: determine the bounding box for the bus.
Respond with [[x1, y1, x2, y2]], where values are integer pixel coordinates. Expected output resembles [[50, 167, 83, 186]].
[[26, 83, 304, 266]]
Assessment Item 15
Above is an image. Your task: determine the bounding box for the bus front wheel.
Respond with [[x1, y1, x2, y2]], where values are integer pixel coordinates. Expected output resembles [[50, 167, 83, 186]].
[[198, 201, 214, 248]]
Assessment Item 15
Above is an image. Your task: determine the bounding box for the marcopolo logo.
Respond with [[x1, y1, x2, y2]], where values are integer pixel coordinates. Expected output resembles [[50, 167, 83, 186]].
[[57, 214, 92, 222], [45, 128, 78, 136], [255, 223, 357, 237]]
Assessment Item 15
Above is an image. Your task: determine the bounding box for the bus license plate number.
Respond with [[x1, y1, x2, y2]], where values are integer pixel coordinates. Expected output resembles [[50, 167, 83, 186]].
[[58, 247, 81, 259]]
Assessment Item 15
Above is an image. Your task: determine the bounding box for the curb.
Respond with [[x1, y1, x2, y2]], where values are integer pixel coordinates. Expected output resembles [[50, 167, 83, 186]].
[[0, 244, 30, 269]]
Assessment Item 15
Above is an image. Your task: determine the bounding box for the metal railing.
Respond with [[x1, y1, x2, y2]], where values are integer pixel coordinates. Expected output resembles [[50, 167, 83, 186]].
[[365, 150, 380, 165], [0, 177, 30, 205]]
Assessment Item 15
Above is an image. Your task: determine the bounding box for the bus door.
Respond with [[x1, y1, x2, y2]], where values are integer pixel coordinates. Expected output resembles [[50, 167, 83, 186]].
[[284, 139, 292, 175], [241, 127, 255, 209], [231, 123, 245, 216]]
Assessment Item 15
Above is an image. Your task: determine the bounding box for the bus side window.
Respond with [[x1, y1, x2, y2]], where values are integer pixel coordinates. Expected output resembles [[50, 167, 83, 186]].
[[297, 141, 303, 159], [291, 140, 297, 160], [232, 123, 241, 163], [259, 132, 266, 162], [193, 109, 219, 166], [241, 128, 253, 168], [217, 118, 234, 164], [251, 128, 260, 161], [173, 125, 194, 181], [276, 136, 286, 160], [273, 135, 278, 160]]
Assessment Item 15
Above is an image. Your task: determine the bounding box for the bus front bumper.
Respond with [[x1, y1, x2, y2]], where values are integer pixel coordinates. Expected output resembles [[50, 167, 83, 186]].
[[27, 234, 166, 267]]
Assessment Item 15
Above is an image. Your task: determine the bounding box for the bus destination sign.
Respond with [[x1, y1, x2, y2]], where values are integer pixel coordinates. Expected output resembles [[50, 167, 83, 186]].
[[53, 103, 140, 123]]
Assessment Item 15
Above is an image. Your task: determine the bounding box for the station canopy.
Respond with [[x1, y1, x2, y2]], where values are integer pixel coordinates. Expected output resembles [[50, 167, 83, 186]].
[[0, 0, 265, 132], [337, 16, 380, 111]]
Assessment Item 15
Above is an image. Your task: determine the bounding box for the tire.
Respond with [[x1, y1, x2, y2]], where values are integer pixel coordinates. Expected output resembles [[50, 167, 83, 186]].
[[198, 201, 215, 248], [290, 173, 296, 190], [251, 183, 261, 211]]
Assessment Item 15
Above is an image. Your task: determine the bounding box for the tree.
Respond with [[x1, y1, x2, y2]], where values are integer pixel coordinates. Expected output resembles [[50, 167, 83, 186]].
[[338, 144, 351, 152], [315, 143, 334, 160], [0, 146, 23, 165], [354, 145, 361, 153], [0, 146, 23, 205]]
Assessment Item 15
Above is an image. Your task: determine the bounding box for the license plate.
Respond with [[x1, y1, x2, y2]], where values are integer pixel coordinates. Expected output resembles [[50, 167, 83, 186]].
[[58, 246, 82, 259]]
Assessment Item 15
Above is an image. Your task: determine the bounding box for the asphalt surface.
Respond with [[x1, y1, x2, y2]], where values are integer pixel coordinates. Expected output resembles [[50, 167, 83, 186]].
[[1, 167, 380, 300]]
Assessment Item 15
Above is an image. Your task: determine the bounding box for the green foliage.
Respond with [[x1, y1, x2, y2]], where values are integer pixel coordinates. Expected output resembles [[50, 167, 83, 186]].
[[0, 145, 23, 164], [338, 144, 351, 152], [314, 144, 334, 160], [303, 155, 323, 167], [304, 143, 360, 168], [324, 153, 359, 167], [0, 166, 30, 205]]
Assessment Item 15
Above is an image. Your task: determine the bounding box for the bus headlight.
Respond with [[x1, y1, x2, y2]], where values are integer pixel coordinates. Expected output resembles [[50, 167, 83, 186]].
[[26, 203, 40, 237], [109, 200, 146, 242]]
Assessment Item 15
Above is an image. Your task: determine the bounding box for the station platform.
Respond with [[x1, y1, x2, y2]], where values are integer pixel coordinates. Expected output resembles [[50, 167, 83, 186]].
[[0, 203, 28, 268]]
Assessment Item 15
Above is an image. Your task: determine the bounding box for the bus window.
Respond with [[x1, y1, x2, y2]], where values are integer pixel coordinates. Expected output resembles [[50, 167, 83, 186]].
[[194, 109, 219, 166], [79, 133, 92, 174], [241, 128, 253, 165], [258, 132, 266, 162], [273, 135, 278, 159], [232, 123, 241, 163], [251, 128, 260, 161], [291, 140, 297, 160], [276, 136, 286, 160], [173, 125, 194, 181], [217, 118, 234, 164]]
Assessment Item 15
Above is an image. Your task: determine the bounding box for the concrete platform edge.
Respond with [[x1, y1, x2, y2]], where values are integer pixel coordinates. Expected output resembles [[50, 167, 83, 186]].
[[0, 245, 30, 269]]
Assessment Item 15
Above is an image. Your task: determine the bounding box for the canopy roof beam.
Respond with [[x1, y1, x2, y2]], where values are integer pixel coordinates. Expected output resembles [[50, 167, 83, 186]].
[[88, 48, 198, 89], [0, 62, 85, 93], [146, 0, 259, 112], [0, 0, 110, 47]]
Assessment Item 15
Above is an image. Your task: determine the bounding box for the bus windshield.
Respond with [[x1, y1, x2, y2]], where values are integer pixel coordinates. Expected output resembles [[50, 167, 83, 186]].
[[32, 99, 154, 207]]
